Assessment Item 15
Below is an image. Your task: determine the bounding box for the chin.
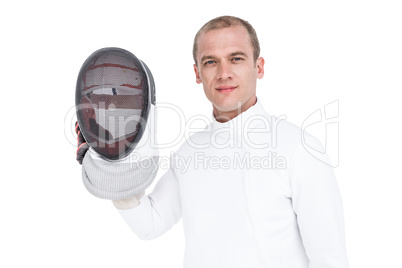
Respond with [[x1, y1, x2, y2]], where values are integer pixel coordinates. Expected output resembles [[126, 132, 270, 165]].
[[213, 99, 243, 113]]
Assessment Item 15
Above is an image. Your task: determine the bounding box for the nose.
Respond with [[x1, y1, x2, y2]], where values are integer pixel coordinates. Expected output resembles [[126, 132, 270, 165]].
[[217, 61, 233, 80]]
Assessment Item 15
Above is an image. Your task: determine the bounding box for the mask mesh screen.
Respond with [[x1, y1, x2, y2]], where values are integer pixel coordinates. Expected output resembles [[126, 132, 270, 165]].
[[76, 48, 149, 160]]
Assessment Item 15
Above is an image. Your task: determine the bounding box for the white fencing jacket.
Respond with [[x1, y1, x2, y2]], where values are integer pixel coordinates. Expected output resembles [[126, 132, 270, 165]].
[[117, 99, 349, 268]]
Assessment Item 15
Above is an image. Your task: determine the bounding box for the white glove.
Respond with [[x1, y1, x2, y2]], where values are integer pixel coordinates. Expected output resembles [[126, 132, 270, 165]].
[[81, 107, 159, 200]]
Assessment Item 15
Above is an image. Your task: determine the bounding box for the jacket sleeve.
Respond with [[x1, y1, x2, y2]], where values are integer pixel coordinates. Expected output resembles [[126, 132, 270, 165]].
[[116, 166, 182, 240], [290, 136, 349, 268]]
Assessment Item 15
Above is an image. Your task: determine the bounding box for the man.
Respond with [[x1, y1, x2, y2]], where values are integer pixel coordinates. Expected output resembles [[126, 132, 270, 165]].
[[79, 16, 349, 267]]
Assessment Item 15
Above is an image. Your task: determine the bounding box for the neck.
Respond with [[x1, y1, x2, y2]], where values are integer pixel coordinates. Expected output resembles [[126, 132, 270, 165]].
[[213, 96, 257, 123]]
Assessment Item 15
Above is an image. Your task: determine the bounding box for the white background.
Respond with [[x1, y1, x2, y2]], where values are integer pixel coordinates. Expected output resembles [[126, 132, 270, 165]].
[[1, 0, 401, 267]]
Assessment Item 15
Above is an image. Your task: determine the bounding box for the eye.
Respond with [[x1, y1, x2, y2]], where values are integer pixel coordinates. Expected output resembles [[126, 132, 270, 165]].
[[204, 60, 216, 66], [232, 57, 243, 62]]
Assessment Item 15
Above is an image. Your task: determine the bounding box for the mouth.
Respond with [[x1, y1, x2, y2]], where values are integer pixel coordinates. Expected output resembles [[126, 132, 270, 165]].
[[216, 85, 237, 93]]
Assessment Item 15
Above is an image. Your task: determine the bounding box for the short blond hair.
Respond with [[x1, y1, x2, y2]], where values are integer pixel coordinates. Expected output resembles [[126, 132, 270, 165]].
[[193, 16, 260, 65]]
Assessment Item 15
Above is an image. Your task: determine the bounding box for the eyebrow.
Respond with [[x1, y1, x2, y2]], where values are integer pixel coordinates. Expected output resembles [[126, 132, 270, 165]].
[[200, 51, 248, 64], [229, 51, 248, 58]]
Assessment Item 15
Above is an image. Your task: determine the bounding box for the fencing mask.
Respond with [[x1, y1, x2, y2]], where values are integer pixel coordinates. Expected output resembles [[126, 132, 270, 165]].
[[75, 47, 155, 160], [76, 47, 158, 200]]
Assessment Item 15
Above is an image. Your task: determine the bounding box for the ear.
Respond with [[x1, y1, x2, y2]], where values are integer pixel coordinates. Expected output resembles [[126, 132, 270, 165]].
[[256, 57, 265, 79], [193, 64, 202, 84]]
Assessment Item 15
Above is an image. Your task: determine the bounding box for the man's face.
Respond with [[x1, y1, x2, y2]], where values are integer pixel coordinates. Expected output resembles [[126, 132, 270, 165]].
[[194, 26, 264, 120]]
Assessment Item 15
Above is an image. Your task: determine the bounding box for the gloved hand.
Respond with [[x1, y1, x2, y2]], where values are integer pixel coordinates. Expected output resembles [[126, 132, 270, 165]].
[[75, 105, 159, 201], [76, 119, 156, 202], [78, 106, 159, 200], [75, 121, 89, 164]]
